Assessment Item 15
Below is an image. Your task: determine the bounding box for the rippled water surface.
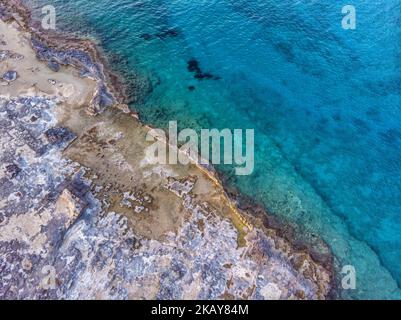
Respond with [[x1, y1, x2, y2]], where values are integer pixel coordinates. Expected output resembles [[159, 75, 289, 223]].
[[29, 0, 401, 298]]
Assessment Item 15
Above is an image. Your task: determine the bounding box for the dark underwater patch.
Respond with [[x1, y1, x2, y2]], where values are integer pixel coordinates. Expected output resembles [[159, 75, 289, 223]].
[[380, 128, 401, 145], [156, 28, 179, 39], [140, 33, 153, 41], [187, 58, 221, 81], [274, 41, 295, 63], [187, 59, 201, 73], [140, 28, 180, 41], [332, 113, 342, 122], [352, 117, 371, 133]]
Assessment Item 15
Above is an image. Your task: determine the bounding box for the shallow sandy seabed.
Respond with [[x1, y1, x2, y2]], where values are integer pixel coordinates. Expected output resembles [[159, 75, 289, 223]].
[[0, 4, 332, 300]]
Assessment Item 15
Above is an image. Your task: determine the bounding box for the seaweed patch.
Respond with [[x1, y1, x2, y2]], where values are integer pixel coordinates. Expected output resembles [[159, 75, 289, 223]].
[[140, 28, 180, 41], [187, 58, 221, 81]]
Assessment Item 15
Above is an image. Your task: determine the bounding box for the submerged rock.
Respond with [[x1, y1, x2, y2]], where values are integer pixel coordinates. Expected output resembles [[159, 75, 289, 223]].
[[187, 58, 201, 73], [140, 33, 153, 41], [140, 28, 179, 41], [156, 28, 179, 39], [187, 58, 221, 81]]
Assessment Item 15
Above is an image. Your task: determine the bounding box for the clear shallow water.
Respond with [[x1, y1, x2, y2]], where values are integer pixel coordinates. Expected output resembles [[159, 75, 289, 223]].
[[29, 0, 401, 298]]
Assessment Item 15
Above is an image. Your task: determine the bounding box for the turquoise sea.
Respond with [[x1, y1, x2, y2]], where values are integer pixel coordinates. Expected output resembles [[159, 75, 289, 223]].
[[28, 0, 401, 299]]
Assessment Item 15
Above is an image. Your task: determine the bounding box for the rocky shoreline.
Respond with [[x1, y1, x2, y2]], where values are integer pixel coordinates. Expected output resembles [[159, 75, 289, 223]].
[[0, 0, 334, 299]]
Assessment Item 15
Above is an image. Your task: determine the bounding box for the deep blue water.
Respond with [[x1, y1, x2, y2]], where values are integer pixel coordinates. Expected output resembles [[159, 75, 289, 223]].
[[29, 0, 401, 299]]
